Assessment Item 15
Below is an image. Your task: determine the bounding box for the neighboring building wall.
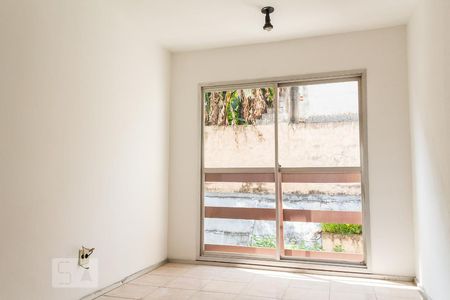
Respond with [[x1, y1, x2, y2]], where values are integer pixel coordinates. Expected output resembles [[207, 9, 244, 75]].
[[169, 26, 415, 276], [204, 122, 360, 167], [408, 0, 450, 298]]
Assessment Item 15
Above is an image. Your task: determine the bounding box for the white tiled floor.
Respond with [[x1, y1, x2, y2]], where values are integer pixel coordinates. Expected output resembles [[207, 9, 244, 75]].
[[97, 263, 423, 300]]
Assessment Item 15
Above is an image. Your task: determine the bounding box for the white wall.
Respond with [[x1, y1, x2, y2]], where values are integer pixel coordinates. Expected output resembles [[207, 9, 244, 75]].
[[169, 26, 415, 276], [408, 0, 450, 298], [0, 1, 170, 299]]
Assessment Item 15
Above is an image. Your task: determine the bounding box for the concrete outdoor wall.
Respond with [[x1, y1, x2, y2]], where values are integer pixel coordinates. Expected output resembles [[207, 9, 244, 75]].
[[169, 26, 415, 276], [204, 122, 360, 168], [408, 0, 450, 298], [0, 1, 170, 299]]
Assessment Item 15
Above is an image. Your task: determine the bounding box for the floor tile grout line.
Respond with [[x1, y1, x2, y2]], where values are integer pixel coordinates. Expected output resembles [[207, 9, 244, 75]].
[[104, 264, 422, 300], [100, 295, 137, 299]]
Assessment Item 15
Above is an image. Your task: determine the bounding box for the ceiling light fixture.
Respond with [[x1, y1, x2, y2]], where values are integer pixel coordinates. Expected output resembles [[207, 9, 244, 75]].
[[261, 6, 274, 31]]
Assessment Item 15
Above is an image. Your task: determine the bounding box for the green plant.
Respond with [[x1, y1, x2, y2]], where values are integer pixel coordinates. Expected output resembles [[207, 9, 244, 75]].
[[226, 91, 241, 125], [321, 223, 362, 235], [261, 87, 275, 107], [204, 88, 275, 126], [286, 240, 323, 251], [250, 235, 276, 248], [333, 244, 345, 252]]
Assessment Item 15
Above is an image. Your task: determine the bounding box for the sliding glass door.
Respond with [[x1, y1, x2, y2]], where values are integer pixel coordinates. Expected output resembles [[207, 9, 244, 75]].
[[202, 86, 278, 258], [201, 73, 368, 266], [277, 79, 365, 263]]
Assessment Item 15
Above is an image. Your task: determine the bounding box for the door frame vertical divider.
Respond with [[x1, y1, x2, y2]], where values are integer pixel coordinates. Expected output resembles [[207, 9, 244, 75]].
[[274, 83, 283, 260]]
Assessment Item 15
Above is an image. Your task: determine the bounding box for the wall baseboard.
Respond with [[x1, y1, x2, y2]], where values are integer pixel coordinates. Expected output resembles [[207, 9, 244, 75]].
[[414, 278, 431, 300], [79, 258, 422, 300], [168, 258, 415, 282], [80, 259, 168, 300]]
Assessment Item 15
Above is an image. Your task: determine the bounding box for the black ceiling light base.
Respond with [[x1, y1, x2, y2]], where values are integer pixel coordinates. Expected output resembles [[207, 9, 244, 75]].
[[261, 6, 274, 31]]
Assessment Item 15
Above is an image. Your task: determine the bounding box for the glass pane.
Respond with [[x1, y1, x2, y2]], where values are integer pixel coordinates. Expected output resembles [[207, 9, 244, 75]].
[[204, 219, 276, 248], [204, 87, 275, 168], [282, 181, 364, 260], [278, 81, 360, 167], [203, 180, 276, 255], [282, 182, 361, 211], [205, 182, 275, 208], [284, 222, 323, 250]]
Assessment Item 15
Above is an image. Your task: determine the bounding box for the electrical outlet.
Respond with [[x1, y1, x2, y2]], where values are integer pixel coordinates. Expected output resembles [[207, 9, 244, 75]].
[[78, 246, 95, 269]]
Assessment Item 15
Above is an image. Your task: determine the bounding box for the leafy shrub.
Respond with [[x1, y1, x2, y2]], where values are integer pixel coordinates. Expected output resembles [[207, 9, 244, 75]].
[[286, 240, 323, 251], [250, 236, 276, 248], [333, 244, 345, 252], [204, 88, 275, 126], [322, 223, 362, 235]]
